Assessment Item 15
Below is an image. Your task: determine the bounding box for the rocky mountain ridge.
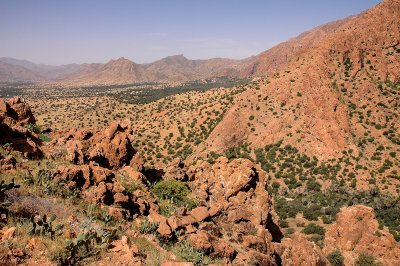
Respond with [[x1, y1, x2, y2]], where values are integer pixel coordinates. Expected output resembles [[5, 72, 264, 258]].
[[1, 13, 361, 85], [204, 0, 400, 158]]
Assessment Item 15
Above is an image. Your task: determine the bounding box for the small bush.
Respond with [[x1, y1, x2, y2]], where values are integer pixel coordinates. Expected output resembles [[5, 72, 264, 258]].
[[24, 123, 41, 134], [306, 179, 322, 191], [281, 220, 289, 228], [301, 223, 326, 235], [38, 133, 52, 142], [139, 218, 159, 235], [355, 253, 377, 266], [152, 180, 190, 203], [170, 240, 214, 265], [327, 249, 344, 266], [152, 180, 198, 211]]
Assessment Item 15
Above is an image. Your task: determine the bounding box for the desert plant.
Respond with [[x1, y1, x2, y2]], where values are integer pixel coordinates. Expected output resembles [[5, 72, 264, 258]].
[[139, 218, 159, 235], [301, 223, 326, 235], [0, 179, 19, 208], [26, 214, 63, 239], [355, 252, 377, 266], [171, 239, 214, 265], [24, 123, 41, 134], [102, 212, 113, 226], [152, 180, 190, 204], [327, 249, 344, 266], [53, 229, 117, 265]]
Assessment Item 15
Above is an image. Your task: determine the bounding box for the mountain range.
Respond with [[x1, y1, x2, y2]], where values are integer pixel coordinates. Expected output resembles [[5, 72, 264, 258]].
[[0, 13, 361, 85]]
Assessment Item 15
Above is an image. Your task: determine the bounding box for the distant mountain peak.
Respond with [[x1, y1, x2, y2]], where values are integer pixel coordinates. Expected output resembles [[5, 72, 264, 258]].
[[166, 54, 187, 59], [109, 57, 132, 63]]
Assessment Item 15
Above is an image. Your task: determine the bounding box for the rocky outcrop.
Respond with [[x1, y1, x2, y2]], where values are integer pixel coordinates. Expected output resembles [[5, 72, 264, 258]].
[[0, 97, 36, 126], [53, 120, 143, 170], [276, 233, 329, 266], [154, 157, 283, 264], [323, 205, 400, 265], [0, 97, 42, 158], [52, 164, 147, 219], [163, 158, 187, 181], [187, 158, 280, 238]]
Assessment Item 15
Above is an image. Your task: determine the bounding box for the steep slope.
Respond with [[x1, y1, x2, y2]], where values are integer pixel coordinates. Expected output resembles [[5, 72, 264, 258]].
[[0, 61, 43, 82], [239, 15, 359, 78], [0, 57, 83, 80], [205, 0, 400, 160]]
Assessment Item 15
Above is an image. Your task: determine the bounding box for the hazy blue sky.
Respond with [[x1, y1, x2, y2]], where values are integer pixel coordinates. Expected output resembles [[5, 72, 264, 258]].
[[1, 0, 382, 65]]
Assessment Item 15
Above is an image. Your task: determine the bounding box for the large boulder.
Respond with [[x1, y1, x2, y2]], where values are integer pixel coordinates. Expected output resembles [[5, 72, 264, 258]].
[[52, 164, 146, 219], [56, 120, 143, 170], [187, 157, 283, 241], [163, 158, 187, 181], [275, 233, 329, 266], [187, 230, 236, 260], [0, 97, 35, 126], [323, 205, 400, 265], [0, 97, 42, 158], [160, 157, 283, 264]]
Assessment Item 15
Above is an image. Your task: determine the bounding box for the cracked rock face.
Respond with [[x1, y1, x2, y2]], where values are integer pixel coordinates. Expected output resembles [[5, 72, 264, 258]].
[[323, 205, 400, 266], [52, 120, 143, 170], [276, 233, 329, 266], [0, 97, 42, 158], [52, 164, 147, 219], [155, 157, 284, 264]]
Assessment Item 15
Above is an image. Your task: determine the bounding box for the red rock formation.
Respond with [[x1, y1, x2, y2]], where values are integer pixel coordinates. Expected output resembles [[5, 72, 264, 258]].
[[52, 164, 147, 219], [204, 0, 400, 159], [0, 97, 42, 158], [0, 97, 36, 126], [53, 120, 143, 170], [155, 157, 283, 264], [275, 233, 329, 266], [324, 205, 400, 265], [239, 15, 358, 78]]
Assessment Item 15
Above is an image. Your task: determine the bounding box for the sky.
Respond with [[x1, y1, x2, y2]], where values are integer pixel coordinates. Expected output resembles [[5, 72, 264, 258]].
[[0, 0, 382, 65]]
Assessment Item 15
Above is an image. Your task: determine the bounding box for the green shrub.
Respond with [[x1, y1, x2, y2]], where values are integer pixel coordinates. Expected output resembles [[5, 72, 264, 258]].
[[306, 179, 322, 191], [301, 223, 326, 235], [139, 218, 159, 235], [308, 234, 325, 249], [152, 179, 199, 216], [170, 240, 214, 265], [38, 133, 53, 142], [272, 181, 280, 189], [327, 249, 344, 266], [152, 180, 190, 203], [281, 220, 289, 228], [355, 253, 377, 266], [24, 123, 41, 134]]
